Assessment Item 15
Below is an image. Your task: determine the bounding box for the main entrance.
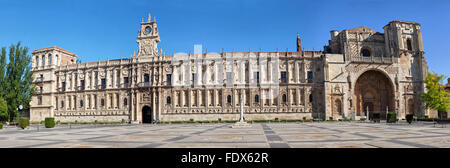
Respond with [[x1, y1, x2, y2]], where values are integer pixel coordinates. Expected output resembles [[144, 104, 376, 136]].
[[354, 70, 394, 120], [142, 106, 153, 123]]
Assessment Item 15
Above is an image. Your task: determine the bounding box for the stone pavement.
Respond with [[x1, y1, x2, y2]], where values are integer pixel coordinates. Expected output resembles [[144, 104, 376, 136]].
[[0, 121, 449, 148]]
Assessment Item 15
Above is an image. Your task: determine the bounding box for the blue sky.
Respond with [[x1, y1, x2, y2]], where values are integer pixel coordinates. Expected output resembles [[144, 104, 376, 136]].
[[0, 0, 449, 77]]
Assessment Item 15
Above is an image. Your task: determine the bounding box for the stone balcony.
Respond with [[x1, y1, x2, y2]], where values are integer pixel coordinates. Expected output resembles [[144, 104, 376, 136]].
[[137, 82, 152, 87]]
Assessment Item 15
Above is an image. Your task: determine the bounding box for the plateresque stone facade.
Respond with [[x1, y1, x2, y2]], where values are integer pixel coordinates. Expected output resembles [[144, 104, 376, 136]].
[[29, 15, 430, 123]]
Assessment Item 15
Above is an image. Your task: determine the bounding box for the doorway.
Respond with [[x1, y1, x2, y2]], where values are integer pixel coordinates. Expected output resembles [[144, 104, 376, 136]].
[[142, 106, 152, 123]]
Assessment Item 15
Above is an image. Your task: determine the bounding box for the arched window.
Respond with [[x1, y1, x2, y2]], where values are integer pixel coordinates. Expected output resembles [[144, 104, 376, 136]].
[[361, 48, 371, 57], [101, 99, 105, 107], [124, 98, 128, 106], [166, 96, 171, 105], [48, 54, 52, 65], [36, 56, 39, 67], [406, 39, 412, 51], [227, 95, 232, 104], [42, 55, 46, 66], [282, 94, 287, 103], [254, 95, 259, 103]]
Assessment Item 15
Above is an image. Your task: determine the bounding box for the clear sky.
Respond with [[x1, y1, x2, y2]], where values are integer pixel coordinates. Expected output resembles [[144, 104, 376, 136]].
[[0, 0, 448, 77]]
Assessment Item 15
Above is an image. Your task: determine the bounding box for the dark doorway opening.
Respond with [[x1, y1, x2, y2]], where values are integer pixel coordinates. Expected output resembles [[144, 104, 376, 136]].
[[142, 106, 152, 123], [363, 102, 374, 120]]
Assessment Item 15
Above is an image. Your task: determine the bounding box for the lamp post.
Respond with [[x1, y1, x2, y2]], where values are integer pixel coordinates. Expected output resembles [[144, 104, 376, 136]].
[[17, 104, 23, 128]]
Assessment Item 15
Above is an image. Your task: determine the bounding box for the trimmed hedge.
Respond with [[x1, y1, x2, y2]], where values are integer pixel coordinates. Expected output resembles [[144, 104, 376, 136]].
[[19, 118, 29, 129], [406, 114, 414, 124], [387, 112, 397, 123], [45, 117, 55, 128], [417, 118, 450, 122]]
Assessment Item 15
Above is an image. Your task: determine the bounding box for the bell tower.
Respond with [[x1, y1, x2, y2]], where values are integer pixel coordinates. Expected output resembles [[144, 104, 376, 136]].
[[136, 13, 160, 57]]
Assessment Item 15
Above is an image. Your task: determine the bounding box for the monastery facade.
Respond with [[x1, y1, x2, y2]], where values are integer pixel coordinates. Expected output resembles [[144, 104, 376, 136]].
[[30, 14, 429, 123]]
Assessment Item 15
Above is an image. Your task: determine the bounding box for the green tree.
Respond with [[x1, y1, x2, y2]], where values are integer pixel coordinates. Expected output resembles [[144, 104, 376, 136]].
[[0, 97, 8, 122], [2, 42, 35, 122], [421, 71, 450, 118], [0, 47, 7, 98]]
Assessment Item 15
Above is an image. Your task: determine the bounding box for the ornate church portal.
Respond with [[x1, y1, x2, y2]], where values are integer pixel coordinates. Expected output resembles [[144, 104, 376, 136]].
[[354, 70, 394, 120]]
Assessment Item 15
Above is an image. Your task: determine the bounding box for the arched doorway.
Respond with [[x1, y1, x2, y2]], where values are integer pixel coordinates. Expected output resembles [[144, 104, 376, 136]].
[[142, 106, 153, 123], [354, 70, 394, 120]]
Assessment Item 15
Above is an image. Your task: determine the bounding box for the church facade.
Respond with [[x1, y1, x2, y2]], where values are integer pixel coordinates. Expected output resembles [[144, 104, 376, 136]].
[[29, 14, 430, 123]]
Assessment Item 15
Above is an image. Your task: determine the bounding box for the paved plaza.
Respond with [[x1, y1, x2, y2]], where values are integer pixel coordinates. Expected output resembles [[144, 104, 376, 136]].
[[0, 121, 449, 148]]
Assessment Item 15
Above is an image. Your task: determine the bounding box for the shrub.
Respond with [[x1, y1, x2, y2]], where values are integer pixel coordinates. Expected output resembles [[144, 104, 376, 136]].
[[189, 118, 194, 122], [44, 117, 55, 128], [19, 118, 29, 129], [372, 113, 381, 123], [406, 114, 414, 124], [424, 115, 429, 119], [329, 117, 333, 120], [302, 117, 307, 120], [218, 118, 222, 122], [0, 123, 3, 129], [274, 118, 279, 121], [387, 112, 397, 123]]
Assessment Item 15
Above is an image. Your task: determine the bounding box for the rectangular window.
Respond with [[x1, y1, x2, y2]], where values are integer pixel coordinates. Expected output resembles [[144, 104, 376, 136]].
[[116, 69, 120, 87], [254, 72, 260, 83], [95, 71, 98, 86], [62, 82, 66, 92], [61, 100, 64, 108], [124, 77, 129, 84], [80, 100, 83, 107], [38, 96, 42, 105], [101, 99, 105, 107], [144, 74, 150, 83], [307, 71, 313, 83], [192, 73, 197, 83], [226, 72, 233, 85], [281, 71, 287, 83], [80, 80, 85, 90], [101, 79, 106, 89], [166, 74, 172, 85]]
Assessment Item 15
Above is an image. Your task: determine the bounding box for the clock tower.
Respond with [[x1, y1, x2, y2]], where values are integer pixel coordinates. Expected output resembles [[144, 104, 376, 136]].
[[136, 14, 160, 57]]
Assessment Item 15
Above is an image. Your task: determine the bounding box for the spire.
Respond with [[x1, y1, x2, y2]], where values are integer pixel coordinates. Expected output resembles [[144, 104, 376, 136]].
[[297, 33, 302, 52], [147, 13, 151, 22]]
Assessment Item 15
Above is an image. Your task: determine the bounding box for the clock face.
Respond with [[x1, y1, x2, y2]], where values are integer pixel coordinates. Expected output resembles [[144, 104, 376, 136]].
[[145, 26, 152, 35]]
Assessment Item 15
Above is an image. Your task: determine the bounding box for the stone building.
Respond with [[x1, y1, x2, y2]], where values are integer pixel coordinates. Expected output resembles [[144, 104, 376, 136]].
[[29, 14, 429, 123]]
